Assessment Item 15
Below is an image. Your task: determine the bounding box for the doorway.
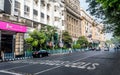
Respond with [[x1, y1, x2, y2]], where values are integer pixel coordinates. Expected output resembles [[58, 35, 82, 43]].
[[1, 34, 13, 53]]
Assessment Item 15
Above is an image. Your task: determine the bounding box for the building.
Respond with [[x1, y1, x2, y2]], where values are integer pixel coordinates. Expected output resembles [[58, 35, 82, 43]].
[[80, 8, 94, 42], [80, 8, 105, 46], [92, 24, 106, 47], [0, 0, 65, 56], [62, 0, 81, 41]]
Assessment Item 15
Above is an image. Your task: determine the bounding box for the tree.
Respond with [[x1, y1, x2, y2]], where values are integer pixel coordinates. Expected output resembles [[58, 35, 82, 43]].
[[111, 36, 120, 44], [73, 44, 81, 49], [77, 36, 89, 48], [86, 0, 120, 36], [25, 30, 46, 50], [62, 31, 72, 48], [106, 40, 113, 47], [41, 25, 58, 49]]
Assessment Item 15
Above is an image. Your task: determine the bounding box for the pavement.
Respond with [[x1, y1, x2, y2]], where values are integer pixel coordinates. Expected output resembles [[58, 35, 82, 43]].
[[0, 49, 120, 75]]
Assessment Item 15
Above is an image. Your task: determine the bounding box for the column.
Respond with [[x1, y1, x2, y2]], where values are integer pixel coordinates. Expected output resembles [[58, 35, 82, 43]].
[[15, 33, 24, 56]]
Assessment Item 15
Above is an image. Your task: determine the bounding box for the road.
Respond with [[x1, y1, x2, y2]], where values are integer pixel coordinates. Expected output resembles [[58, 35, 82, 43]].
[[0, 49, 120, 75]]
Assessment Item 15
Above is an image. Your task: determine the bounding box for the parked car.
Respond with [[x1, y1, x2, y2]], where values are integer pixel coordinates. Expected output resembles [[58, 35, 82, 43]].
[[32, 50, 50, 58], [104, 47, 109, 51], [96, 47, 101, 51], [90, 47, 96, 51]]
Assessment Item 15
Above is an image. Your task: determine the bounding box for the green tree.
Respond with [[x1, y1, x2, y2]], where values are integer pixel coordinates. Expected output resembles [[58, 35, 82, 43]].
[[111, 36, 120, 44], [106, 40, 113, 47], [86, 0, 120, 36], [25, 30, 46, 50], [62, 31, 72, 48], [41, 25, 58, 49], [73, 44, 81, 49], [77, 36, 89, 48], [41, 25, 57, 41]]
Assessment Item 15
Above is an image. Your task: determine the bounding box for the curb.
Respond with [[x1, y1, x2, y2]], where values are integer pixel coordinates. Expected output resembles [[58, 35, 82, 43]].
[[0, 57, 33, 62], [51, 53, 69, 56]]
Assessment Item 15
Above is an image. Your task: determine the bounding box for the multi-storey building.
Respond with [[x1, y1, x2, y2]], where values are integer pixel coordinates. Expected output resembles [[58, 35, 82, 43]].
[[80, 8, 105, 45], [80, 8, 94, 42], [0, 0, 65, 56], [62, 0, 81, 41], [92, 24, 106, 47]]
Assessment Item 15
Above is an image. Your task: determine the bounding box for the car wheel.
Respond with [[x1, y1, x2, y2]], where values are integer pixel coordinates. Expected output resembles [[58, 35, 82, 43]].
[[46, 53, 48, 56], [39, 54, 42, 58]]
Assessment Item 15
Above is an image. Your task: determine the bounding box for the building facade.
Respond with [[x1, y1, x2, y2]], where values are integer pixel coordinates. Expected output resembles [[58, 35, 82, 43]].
[[62, 0, 81, 41], [80, 8, 105, 45], [0, 0, 106, 58], [0, 0, 65, 56], [80, 8, 94, 42]]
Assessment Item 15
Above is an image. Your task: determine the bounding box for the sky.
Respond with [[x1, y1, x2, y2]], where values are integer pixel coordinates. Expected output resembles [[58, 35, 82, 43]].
[[80, 0, 113, 40], [80, 0, 88, 11]]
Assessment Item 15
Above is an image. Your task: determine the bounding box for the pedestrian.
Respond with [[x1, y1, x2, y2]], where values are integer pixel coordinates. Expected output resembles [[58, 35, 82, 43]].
[[1, 50, 4, 61]]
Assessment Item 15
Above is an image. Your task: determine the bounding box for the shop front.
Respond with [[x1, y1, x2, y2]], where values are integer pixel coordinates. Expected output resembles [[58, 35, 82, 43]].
[[0, 21, 27, 59]]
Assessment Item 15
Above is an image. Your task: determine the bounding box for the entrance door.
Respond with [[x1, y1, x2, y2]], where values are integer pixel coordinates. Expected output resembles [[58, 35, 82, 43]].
[[1, 34, 13, 53]]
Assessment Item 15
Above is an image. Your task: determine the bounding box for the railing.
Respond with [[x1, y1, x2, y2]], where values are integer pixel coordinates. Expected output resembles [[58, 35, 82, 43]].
[[2, 48, 90, 61], [4, 53, 14, 59]]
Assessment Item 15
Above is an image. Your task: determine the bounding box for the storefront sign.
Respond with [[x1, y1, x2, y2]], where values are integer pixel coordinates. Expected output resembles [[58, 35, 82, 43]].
[[0, 21, 27, 33]]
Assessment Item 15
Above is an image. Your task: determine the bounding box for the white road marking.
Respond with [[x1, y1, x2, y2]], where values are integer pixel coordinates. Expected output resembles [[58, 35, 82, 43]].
[[34, 66, 61, 75], [34, 53, 100, 75], [87, 63, 99, 70], [0, 70, 22, 75], [3, 64, 35, 71]]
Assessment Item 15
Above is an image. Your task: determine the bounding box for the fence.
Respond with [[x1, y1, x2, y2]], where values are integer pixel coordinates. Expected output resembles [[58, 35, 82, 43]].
[[1, 48, 89, 61]]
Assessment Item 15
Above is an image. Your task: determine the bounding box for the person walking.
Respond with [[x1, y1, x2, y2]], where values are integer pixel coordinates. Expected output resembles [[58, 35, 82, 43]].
[[1, 50, 4, 61]]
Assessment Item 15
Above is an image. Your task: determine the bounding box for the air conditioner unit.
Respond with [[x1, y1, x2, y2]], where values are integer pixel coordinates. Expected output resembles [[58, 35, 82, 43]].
[[34, 0, 38, 4], [0, 14, 3, 18], [19, 18, 26, 23]]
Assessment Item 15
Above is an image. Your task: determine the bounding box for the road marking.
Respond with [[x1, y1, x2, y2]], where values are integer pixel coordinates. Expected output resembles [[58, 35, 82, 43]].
[[87, 63, 99, 70], [0, 70, 22, 75], [34, 53, 100, 75], [34, 66, 61, 75], [2, 64, 35, 71]]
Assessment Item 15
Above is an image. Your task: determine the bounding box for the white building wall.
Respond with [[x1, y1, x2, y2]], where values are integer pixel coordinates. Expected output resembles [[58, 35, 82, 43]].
[[0, 0, 4, 11], [8, 0, 64, 31]]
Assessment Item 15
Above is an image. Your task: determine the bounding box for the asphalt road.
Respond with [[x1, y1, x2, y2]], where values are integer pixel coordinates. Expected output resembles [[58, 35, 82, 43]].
[[0, 49, 120, 75]]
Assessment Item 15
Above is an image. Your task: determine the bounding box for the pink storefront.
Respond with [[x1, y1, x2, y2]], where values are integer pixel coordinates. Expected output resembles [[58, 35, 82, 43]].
[[0, 21, 27, 57]]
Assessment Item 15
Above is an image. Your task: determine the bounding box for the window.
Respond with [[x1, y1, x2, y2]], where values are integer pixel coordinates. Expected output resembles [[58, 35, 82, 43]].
[[34, 0, 38, 5], [41, 12, 44, 18], [62, 10, 64, 16], [54, 17, 59, 21], [41, 0, 45, 7], [47, 15, 50, 23], [62, 20, 64, 26], [47, 15, 50, 20], [14, 1, 20, 12], [24, 5, 30, 16], [33, 9, 38, 16], [54, 6, 59, 12], [47, 4, 50, 11]]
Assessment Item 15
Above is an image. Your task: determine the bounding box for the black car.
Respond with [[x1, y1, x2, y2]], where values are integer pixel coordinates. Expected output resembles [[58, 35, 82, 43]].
[[32, 50, 50, 58]]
